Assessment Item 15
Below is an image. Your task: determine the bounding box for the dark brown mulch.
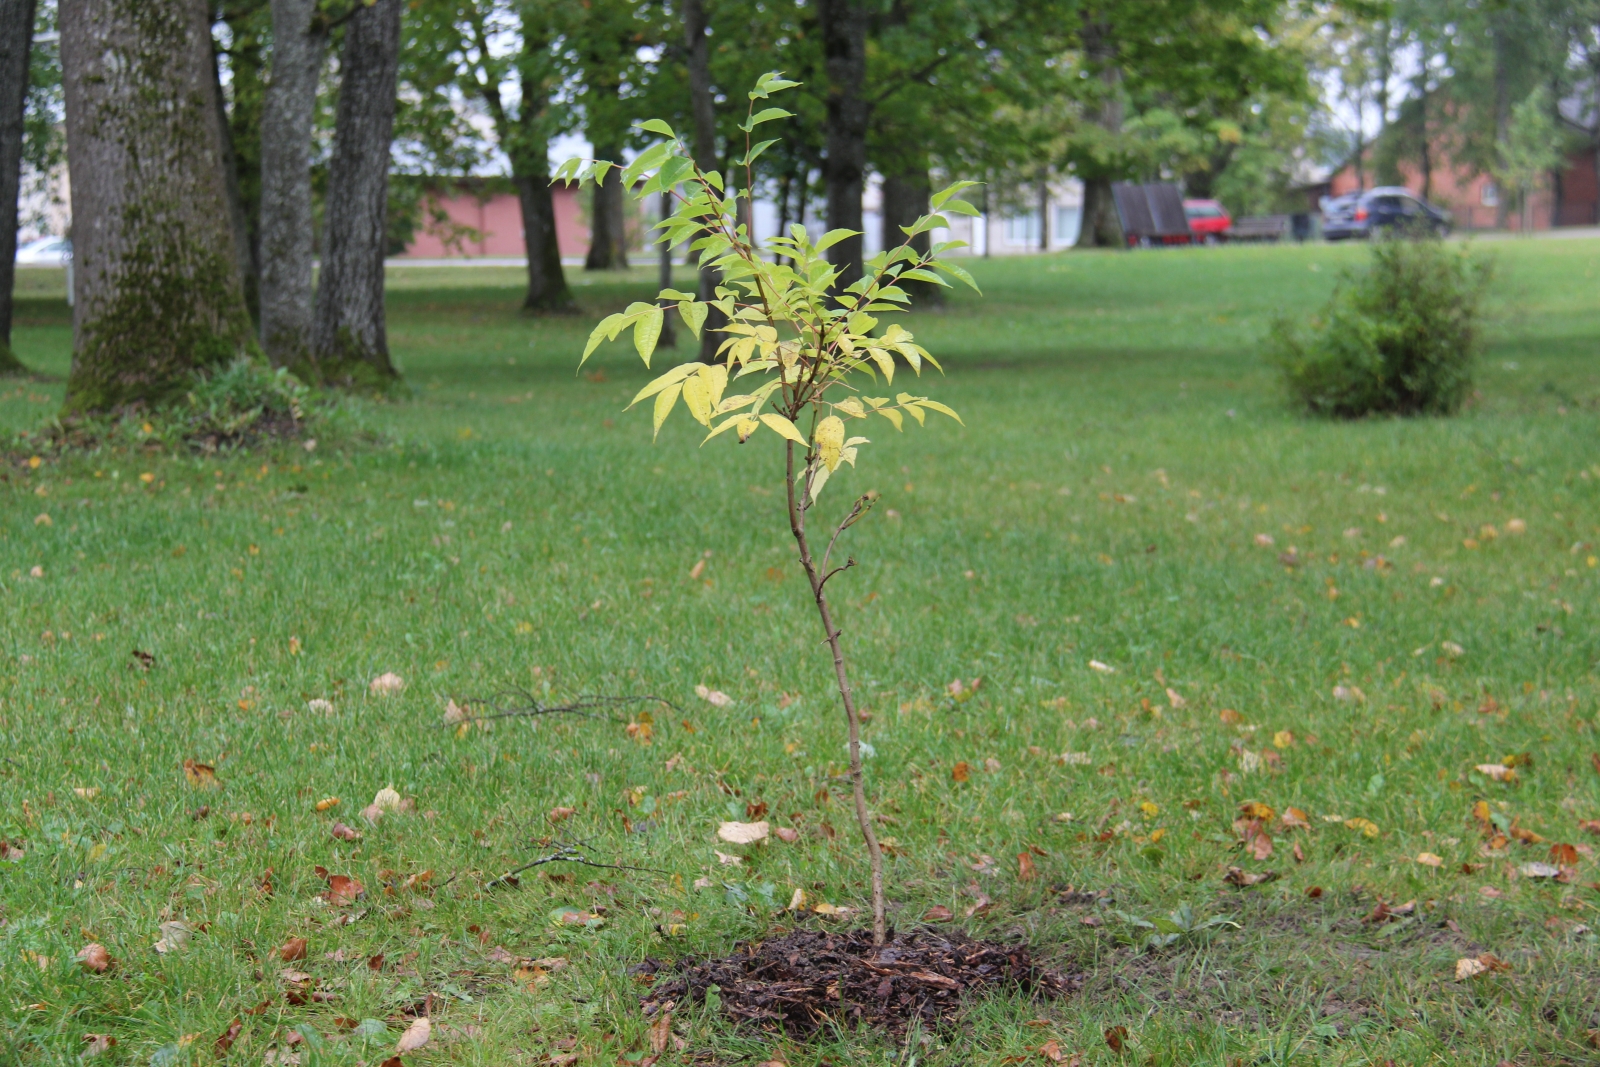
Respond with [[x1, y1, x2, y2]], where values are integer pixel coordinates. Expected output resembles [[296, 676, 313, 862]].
[[638, 927, 1081, 1037]]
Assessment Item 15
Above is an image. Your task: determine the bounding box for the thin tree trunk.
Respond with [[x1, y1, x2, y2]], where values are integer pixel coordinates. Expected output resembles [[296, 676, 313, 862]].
[[0, 0, 35, 375], [1037, 175, 1049, 251], [211, 30, 257, 323], [785, 440, 887, 945], [464, 3, 574, 314], [60, 0, 254, 414], [656, 187, 675, 347], [684, 0, 723, 360], [584, 146, 627, 270], [311, 0, 401, 386], [818, 0, 868, 291], [258, 0, 325, 367]]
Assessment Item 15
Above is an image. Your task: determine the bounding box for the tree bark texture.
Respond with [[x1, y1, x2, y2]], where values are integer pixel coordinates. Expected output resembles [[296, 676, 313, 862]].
[[584, 144, 628, 270], [211, 31, 257, 322], [0, 0, 35, 374], [1075, 11, 1124, 249], [517, 174, 574, 311], [60, 0, 254, 414], [683, 0, 723, 359], [311, 0, 400, 385], [818, 0, 868, 291], [879, 162, 940, 304], [258, 0, 325, 366]]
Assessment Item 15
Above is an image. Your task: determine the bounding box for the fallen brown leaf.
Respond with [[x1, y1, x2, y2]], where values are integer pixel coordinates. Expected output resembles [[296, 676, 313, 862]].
[[1280, 807, 1310, 829], [75, 943, 111, 973], [1551, 843, 1579, 865], [395, 1017, 431, 1054], [1223, 866, 1278, 887], [81, 1035, 115, 1057], [1104, 1025, 1129, 1052], [279, 937, 307, 962], [330, 822, 361, 841], [1018, 852, 1037, 880], [183, 759, 219, 789], [647, 1010, 673, 1055], [923, 905, 953, 922], [951, 761, 971, 783], [214, 1019, 243, 1056]]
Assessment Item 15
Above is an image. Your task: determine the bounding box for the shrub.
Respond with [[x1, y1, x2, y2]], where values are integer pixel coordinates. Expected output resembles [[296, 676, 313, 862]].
[[1270, 237, 1492, 418]]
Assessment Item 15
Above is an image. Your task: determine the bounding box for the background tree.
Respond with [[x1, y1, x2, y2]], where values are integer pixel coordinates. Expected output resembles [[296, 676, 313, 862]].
[[213, 0, 267, 318], [0, 0, 37, 375], [59, 0, 254, 414], [311, 0, 402, 385], [258, 0, 328, 367], [453, 0, 577, 312], [573, 0, 644, 271]]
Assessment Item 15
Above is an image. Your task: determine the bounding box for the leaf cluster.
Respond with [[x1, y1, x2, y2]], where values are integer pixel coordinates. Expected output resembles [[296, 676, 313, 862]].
[[561, 73, 973, 503]]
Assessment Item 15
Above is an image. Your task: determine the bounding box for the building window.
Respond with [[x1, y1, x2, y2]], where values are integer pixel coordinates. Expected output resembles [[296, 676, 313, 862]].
[[1053, 206, 1081, 245], [1005, 212, 1040, 245], [1480, 182, 1499, 207]]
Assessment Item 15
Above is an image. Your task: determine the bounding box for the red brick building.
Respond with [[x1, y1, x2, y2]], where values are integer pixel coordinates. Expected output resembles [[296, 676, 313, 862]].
[[1325, 149, 1600, 231], [398, 181, 591, 259]]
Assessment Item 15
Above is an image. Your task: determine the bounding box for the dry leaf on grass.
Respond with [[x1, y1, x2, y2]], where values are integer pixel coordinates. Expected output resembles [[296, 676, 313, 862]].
[[774, 826, 799, 842], [369, 672, 405, 695], [153, 920, 192, 954], [1476, 763, 1515, 782], [214, 1020, 242, 1056], [647, 1011, 673, 1054], [1280, 807, 1310, 829], [183, 759, 219, 789], [81, 1035, 115, 1057], [1518, 862, 1561, 879], [1455, 953, 1511, 980], [923, 905, 953, 922], [717, 820, 769, 844], [330, 822, 361, 841], [548, 806, 576, 823], [279, 937, 308, 962], [76, 943, 111, 972], [1103, 1025, 1129, 1052], [1416, 852, 1443, 868], [694, 684, 732, 707], [1223, 866, 1278, 887], [395, 1017, 431, 1053]]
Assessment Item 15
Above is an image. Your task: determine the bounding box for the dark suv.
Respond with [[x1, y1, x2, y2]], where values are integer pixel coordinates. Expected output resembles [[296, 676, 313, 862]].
[[1321, 186, 1451, 240]]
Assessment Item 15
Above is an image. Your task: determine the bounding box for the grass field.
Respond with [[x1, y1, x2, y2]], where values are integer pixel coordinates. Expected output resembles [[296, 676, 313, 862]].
[[3, 237, 1600, 1066]]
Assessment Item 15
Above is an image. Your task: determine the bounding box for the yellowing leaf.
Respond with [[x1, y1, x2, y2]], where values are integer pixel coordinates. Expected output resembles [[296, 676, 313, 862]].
[[677, 299, 707, 338], [653, 383, 682, 439], [1273, 731, 1294, 749], [1344, 817, 1379, 838], [182, 760, 219, 789], [760, 413, 807, 445], [682, 372, 712, 426], [1416, 852, 1443, 867], [633, 304, 665, 365], [815, 416, 845, 471]]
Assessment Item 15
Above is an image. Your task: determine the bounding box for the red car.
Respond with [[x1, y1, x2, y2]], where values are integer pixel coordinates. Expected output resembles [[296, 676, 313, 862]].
[[1182, 199, 1231, 243]]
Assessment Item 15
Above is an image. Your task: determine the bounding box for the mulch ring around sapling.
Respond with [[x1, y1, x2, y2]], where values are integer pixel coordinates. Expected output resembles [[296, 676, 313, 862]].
[[639, 927, 1082, 1037]]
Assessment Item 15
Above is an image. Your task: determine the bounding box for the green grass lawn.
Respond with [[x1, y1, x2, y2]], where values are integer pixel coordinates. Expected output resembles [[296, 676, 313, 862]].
[[3, 238, 1600, 1066]]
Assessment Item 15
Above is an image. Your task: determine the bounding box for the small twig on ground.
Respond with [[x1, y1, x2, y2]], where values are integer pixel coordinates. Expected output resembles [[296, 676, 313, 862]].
[[485, 844, 668, 890], [442, 689, 681, 726]]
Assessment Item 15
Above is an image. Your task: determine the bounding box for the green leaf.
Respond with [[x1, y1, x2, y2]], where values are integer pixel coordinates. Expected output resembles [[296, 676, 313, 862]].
[[633, 304, 665, 366], [677, 300, 707, 339], [580, 312, 624, 365], [738, 139, 779, 167], [592, 161, 614, 186], [933, 260, 981, 293], [657, 288, 696, 301], [813, 228, 860, 253], [638, 118, 676, 138], [930, 180, 981, 209], [939, 198, 981, 218], [741, 107, 794, 131], [898, 268, 948, 286]]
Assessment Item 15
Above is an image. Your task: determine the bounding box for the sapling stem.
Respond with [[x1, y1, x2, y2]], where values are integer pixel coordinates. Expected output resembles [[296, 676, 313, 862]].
[[786, 439, 887, 944]]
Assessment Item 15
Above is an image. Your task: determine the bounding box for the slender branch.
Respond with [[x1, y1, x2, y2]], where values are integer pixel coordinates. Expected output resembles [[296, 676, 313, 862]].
[[818, 559, 855, 591], [440, 691, 680, 726], [486, 846, 667, 891], [822, 493, 873, 574]]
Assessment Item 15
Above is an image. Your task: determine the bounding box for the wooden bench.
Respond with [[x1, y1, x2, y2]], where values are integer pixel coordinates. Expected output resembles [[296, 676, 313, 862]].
[[1226, 215, 1290, 242]]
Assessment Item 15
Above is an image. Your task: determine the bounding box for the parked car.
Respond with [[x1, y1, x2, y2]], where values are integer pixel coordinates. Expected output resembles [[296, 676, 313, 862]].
[[1182, 199, 1231, 243], [1321, 187, 1450, 240], [15, 236, 70, 266]]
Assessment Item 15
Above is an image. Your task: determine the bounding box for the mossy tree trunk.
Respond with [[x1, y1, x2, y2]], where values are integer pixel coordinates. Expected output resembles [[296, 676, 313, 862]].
[[0, 0, 36, 376], [59, 0, 254, 414], [258, 0, 325, 366], [310, 0, 400, 387]]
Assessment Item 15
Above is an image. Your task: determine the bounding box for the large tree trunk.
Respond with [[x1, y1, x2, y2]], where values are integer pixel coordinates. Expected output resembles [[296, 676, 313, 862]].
[[683, 0, 722, 360], [516, 172, 574, 312], [818, 0, 868, 291], [311, 0, 400, 386], [1075, 12, 1124, 249], [584, 145, 627, 270], [0, 0, 35, 375], [60, 0, 254, 414], [257, 0, 324, 366]]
